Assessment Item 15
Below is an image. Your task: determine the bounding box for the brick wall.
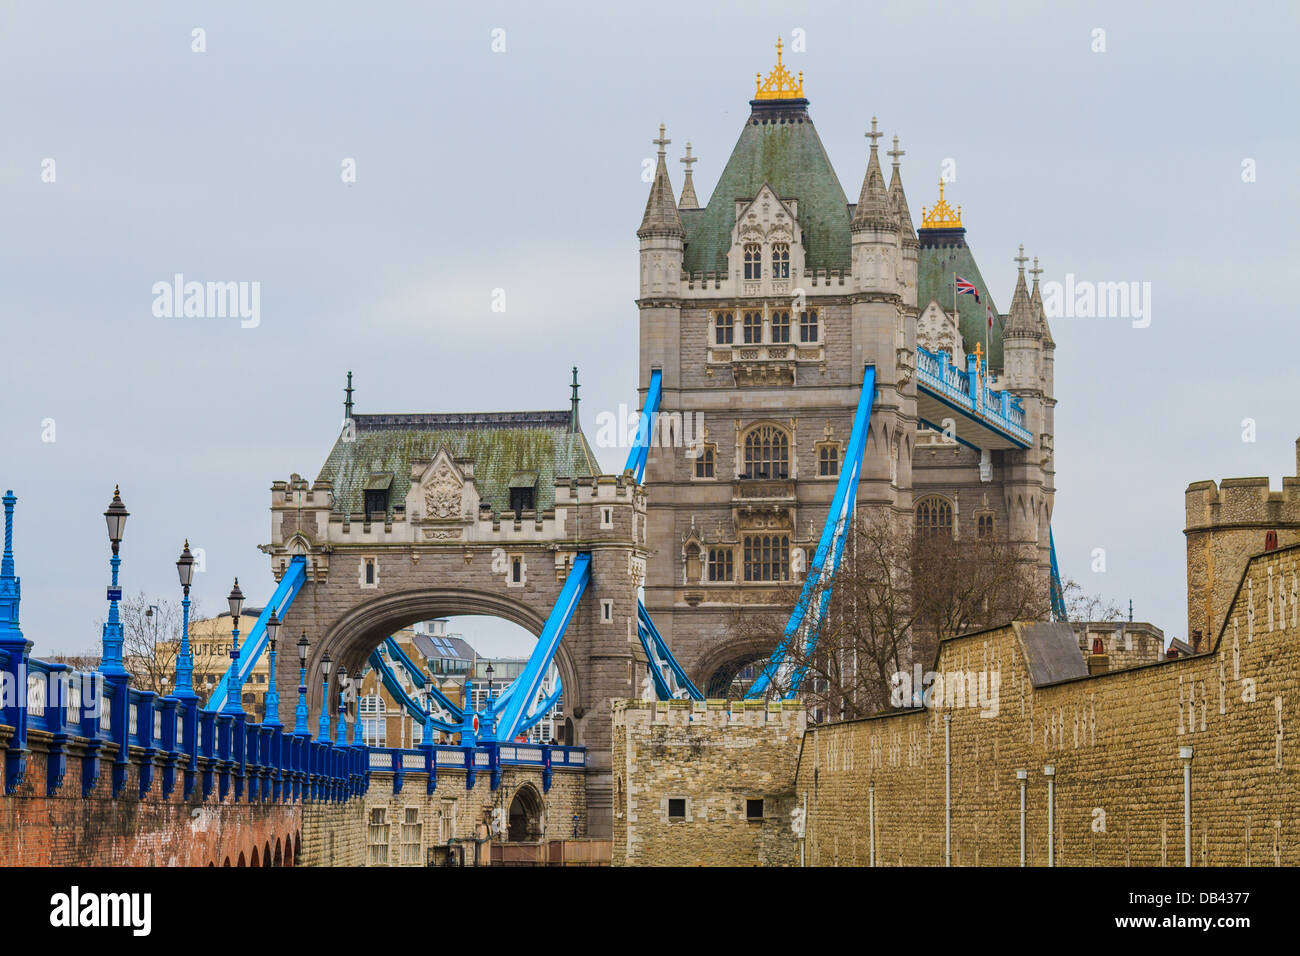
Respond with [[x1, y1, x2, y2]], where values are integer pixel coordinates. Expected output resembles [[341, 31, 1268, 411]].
[[611, 699, 803, 866], [0, 740, 302, 867], [796, 544, 1300, 866]]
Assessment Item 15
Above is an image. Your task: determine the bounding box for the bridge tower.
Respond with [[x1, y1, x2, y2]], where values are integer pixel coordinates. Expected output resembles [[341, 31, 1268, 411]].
[[264, 382, 648, 838], [638, 45, 920, 696]]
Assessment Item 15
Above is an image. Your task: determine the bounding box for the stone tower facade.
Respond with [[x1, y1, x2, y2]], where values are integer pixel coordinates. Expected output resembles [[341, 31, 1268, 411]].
[[638, 50, 1057, 694], [1185, 438, 1300, 646]]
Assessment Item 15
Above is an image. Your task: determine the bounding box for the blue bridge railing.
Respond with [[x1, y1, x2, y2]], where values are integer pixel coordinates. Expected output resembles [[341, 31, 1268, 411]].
[[914, 345, 1032, 447], [363, 742, 586, 795]]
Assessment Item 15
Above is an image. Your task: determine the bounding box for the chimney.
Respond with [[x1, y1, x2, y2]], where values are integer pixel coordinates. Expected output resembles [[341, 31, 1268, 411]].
[[1192, 629, 1203, 653], [1087, 634, 1110, 674]]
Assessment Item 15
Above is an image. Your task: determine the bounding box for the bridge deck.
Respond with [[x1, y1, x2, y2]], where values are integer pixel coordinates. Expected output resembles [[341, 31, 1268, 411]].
[[915, 345, 1033, 451]]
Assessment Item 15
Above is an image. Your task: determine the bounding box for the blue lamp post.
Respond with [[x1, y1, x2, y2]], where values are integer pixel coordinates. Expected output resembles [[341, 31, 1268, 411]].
[[335, 665, 348, 745], [294, 633, 310, 736], [173, 542, 198, 701], [263, 610, 282, 727], [99, 487, 129, 677], [221, 579, 246, 716], [318, 652, 332, 740]]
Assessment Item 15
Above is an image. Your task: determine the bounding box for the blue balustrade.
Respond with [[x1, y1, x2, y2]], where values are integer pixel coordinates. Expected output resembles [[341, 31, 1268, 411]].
[[914, 344, 1033, 446]]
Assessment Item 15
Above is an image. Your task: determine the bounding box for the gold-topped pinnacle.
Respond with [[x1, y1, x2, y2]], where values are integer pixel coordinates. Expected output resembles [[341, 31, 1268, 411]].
[[755, 38, 804, 100], [920, 179, 963, 229]]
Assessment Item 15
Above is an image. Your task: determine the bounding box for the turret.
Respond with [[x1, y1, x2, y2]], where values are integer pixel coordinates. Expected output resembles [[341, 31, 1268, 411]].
[[678, 142, 699, 211], [638, 124, 684, 299], [886, 135, 918, 308], [1002, 245, 1042, 394], [850, 117, 900, 295]]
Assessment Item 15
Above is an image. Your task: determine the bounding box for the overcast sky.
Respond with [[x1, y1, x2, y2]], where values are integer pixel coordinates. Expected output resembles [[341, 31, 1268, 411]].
[[2, 1, 1296, 658]]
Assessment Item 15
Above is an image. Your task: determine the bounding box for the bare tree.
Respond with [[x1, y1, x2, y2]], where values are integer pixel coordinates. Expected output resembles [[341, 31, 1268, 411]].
[[1060, 576, 1124, 623], [731, 512, 1047, 720], [99, 592, 201, 697]]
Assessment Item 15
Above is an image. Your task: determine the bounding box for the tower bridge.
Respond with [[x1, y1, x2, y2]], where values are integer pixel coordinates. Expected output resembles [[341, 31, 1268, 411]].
[[0, 42, 1065, 860]]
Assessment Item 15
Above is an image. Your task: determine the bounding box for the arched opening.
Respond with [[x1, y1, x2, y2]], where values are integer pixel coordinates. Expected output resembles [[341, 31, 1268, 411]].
[[274, 838, 283, 867], [507, 785, 544, 843], [706, 654, 767, 698], [296, 590, 581, 748], [250, 846, 259, 867], [222, 857, 231, 868], [263, 841, 272, 868], [293, 832, 301, 864], [562, 717, 575, 747], [237, 852, 246, 868]]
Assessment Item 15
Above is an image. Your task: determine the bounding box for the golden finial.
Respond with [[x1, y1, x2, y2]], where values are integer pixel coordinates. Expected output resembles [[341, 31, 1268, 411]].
[[755, 37, 805, 100], [920, 178, 963, 229]]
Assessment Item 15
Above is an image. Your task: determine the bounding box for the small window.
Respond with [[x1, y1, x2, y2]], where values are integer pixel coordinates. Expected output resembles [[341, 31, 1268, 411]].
[[511, 557, 522, 584], [364, 559, 375, 585], [977, 514, 994, 538], [771, 310, 790, 343], [707, 548, 733, 582], [694, 445, 715, 479], [771, 243, 789, 279], [601, 599, 613, 623], [746, 798, 764, 820], [364, 489, 388, 516], [818, 444, 839, 477], [601, 506, 613, 528], [509, 487, 534, 516], [743, 244, 761, 280], [714, 311, 734, 345], [667, 798, 686, 821], [799, 309, 819, 343], [742, 311, 762, 344]]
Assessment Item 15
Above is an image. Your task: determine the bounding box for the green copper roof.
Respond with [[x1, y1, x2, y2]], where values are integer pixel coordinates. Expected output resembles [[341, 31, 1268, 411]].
[[317, 411, 599, 516], [917, 230, 1005, 370], [683, 101, 852, 275]]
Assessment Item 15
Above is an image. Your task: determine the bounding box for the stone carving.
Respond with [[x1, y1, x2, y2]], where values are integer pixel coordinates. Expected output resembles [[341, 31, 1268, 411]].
[[423, 459, 462, 519]]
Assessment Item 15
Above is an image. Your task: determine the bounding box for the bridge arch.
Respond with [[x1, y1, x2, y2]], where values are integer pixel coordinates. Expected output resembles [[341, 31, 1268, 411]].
[[693, 634, 779, 699], [297, 585, 583, 739], [507, 782, 545, 842]]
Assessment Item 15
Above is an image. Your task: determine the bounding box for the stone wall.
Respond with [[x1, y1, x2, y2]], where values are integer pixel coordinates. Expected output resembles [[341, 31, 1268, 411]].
[[304, 765, 589, 866], [611, 699, 803, 866], [0, 737, 302, 867], [795, 543, 1300, 866]]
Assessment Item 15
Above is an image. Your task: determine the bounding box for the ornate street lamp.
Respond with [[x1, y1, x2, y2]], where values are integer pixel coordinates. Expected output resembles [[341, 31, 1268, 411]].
[[335, 665, 348, 745], [221, 578, 246, 716], [263, 609, 281, 727], [294, 633, 310, 736], [100, 486, 129, 675], [173, 541, 197, 700], [318, 652, 332, 740]]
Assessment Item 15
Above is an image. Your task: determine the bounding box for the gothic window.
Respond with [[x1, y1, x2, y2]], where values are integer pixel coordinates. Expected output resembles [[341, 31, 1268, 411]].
[[714, 311, 734, 345], [799, 309, 819, 343], [771, 243, 790, 279], [744, 244, 762, 280], [977, 513, 995, 538], [707, 548, 734, 582], [742, 311, 762, 344], [915, 495, 954, 538], [771, 309, 790, 343], [743, 424, 790, 479], [693, 443, 716, 479], [743, 534, 790, 582], [818, 443, 839, 477]]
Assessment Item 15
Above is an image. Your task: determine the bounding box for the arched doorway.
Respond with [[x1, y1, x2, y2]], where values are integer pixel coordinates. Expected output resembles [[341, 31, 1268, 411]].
[[507, 784, 544, 842], [274, 838, 283, 867]]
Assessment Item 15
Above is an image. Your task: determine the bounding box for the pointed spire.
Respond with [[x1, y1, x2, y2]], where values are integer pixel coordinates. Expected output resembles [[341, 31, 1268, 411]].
[[678, 142, 699, 210], [569, 366, 580, 433], [638, 124, 684, 239], [1005, 244, 1040, 339], [344, 371, 354, 420], [1029, 256, 1055, 348], [851, 116, 893, 232], [886, 134, 916, 240]]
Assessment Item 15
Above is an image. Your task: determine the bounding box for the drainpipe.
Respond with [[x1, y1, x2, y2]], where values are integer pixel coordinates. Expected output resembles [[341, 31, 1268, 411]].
[[944, 713, 952, 867], [1180, 746, 1194, 867], [800, 790, 807, 868], [868, 783, 876, 867], [1044, 764, 1056, 867], [1016, 769, 1028, 866]]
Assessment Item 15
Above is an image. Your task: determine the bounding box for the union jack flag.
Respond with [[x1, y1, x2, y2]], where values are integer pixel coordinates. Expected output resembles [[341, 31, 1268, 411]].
[[955, 276, 980, 303]]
